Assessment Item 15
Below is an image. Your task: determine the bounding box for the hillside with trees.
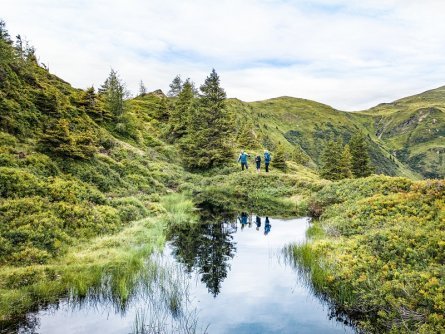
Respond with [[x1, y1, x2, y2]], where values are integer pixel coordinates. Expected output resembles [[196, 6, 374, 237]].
[[0, 20, 444, 333]]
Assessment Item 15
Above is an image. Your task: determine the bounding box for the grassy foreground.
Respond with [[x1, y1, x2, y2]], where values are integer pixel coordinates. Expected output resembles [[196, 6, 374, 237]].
[[287, 176, 444, 333], [0, 193, 196, 328]]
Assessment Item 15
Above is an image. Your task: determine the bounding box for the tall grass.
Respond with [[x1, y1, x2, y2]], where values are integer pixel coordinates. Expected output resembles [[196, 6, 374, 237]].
[[161, 193, 198, 226], [132, 255, 209, 334]]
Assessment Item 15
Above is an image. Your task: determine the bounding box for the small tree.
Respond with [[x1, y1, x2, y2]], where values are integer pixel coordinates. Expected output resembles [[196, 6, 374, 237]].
[[273, 144, 287, 171], [237, 121, 257, 149], [340, 144, 353, 178], [169, 79, 195, 140], [349, 132, 373, 177], [320, 140, 343, 180], [99, 69, 127, 118], [139, 80, 147, 96], [168, 75, 183, 97], [39, 119, 96, 159], [292, 145, 309, 165], [0, 20, 11, 43]]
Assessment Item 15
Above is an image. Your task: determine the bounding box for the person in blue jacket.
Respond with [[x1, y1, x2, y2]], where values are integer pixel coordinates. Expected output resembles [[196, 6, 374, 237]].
[[237, 151, 250, 170], [264, 216, 271, 235], [264, 150, 271, 173], [239, 212, 248, 230], [255, 216, 261, 231]]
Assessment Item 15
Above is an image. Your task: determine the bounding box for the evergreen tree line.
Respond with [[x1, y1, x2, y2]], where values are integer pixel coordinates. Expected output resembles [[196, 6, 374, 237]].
[[320, 133, 373, 180], [166, 71, 234, 170]]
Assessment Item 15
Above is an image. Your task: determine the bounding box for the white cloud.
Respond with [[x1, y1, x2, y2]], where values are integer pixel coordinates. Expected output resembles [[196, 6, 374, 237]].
[[1, 0, 444, 110]]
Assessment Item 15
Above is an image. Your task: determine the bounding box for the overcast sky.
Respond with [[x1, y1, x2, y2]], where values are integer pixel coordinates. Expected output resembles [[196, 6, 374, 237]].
[[1, 0, 444, 110]]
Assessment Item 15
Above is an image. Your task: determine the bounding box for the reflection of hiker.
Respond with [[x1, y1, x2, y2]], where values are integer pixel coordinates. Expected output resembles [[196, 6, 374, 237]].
[[238, 151, 250, 170], [239, 212, 248, 230], [255, 216, 261, 231], [264, 216, 271, 235], [264, 150, 271, 173], [255, 155, 261, 173]]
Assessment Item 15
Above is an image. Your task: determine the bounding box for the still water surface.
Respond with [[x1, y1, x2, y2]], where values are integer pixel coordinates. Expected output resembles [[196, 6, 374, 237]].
[[20, 216, 355, 333]]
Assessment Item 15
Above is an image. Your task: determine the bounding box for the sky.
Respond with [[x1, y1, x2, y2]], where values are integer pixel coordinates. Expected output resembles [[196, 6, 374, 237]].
[[1, 0, 445, 110]]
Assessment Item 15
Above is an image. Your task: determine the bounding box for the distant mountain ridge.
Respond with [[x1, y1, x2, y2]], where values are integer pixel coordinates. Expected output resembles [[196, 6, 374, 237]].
[[226, 86, 444, 179]]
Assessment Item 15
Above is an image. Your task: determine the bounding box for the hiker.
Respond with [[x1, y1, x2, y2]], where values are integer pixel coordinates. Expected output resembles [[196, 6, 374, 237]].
[[239, 212, 248, 230], [264, 216, 271, 235], [255, 216, 261, 231], [237, 151, 250, 170], [264, 150, 271, 172], [255, 154, 261, 173]]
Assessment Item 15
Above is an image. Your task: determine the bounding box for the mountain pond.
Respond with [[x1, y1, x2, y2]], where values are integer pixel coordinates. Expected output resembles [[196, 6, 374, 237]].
[[15, 214, 356, 334]]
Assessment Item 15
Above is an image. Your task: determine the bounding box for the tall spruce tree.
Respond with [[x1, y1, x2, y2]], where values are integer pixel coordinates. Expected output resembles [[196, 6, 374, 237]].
[[320, 140, 343, 180], [180, 69, 233, 170], [169, 79, 195, 140], [349, 132, 373, 177], [168, 75, 183, 97]]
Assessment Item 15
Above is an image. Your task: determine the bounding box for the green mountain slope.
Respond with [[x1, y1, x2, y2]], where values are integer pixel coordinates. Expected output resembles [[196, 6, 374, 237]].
[[0, 33, 191, 265], [227, 97, 421, 179], [354, 86, 445, 178]]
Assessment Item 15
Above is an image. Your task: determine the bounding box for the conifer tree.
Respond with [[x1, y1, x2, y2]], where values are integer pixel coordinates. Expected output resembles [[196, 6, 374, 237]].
[[340, 144, 353, 178], [0, 20, 11, 43], [169, 79, 195, 140], [320, 140, 343, 180], [273, 144, 287, 171], [349, 132, 373, 177], [39, 119, 96, 159], [139, 80, 147, 96], [99, 69, 126, 118], [237, 121, 257, 149], [180, 69, 233, 169], [292, 145, 309, 165], [168, 75, 183, 97]]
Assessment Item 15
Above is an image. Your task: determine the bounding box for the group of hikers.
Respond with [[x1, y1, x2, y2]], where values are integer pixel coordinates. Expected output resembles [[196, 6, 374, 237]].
[[239, 212, 271, 235], [237, 150, 272, 173]]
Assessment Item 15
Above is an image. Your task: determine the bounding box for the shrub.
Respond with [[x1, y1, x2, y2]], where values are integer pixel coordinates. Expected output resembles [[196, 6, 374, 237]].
[[111, 197, 149, 223]]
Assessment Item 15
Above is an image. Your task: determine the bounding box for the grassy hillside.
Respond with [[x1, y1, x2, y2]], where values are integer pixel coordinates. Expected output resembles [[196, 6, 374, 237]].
[[227, 97, 421, 179], [1, 21, 444, 332], [0, 32, 193, 266], [354, 86, 445, 178]]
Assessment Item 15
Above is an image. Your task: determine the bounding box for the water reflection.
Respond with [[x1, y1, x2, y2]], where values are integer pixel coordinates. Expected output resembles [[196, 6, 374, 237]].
[[9, 213, 357, 334], [167, 213, 237, 297], [264, 217, 271, 235]]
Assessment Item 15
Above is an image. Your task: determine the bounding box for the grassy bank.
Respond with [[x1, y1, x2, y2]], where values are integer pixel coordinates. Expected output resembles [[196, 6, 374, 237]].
[[287, 176, 445, 333], [0, 193, 196, 330], [189, 163, 325, 217]]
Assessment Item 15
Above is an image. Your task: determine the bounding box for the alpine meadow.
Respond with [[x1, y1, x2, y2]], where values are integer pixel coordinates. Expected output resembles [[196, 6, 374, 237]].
[[0, 13, 444, 334]]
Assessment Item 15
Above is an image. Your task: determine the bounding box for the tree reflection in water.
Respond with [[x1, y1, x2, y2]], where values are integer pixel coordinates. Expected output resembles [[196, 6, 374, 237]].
[[167, 212, 238, 297]]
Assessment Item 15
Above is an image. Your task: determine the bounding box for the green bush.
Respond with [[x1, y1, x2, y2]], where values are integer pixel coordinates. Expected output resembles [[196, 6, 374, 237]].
[[111, 197, 149, 223]]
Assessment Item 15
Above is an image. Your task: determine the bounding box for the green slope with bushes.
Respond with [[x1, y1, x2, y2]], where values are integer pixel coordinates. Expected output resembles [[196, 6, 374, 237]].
[[287, 176, 444, 333], [353, 86, 445, 178], [1, 20, 444, 333], [226, 97, 422, 179]]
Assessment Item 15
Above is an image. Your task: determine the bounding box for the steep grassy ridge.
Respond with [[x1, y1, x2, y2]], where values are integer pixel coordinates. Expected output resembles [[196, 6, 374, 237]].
[[354, 86, 445, 178]]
